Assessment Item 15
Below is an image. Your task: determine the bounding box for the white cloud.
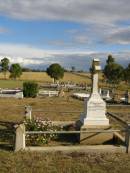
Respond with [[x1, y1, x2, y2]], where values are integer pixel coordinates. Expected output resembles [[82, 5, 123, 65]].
[[0, 43, 95, 68], [0, 43, 130, 70], [0, 0, 130, 25], [0, 43, 54, 58], [74, 35, 89, 44], [0, 1, 130, 46], [105, 27, 130, 44]]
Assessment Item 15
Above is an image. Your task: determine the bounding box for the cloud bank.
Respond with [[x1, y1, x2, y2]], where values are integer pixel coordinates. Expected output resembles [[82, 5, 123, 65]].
[[0, 0, 130, 25], [0, 1, 130, 69], [0, 43, 130, 70], [0, 1, 130, 45]]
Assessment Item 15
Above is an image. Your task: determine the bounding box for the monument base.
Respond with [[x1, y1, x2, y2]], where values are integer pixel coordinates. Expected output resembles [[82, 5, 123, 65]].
[[80, 113, 110, 126], [80, 125, 113, 145]]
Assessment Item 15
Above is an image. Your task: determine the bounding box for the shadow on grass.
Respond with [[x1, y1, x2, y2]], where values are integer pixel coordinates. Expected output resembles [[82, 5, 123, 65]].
[[56, 134, 79, 145], [55, 124, 79, 145], [0, 125, 15, 151], [0, 144, 14, 151]]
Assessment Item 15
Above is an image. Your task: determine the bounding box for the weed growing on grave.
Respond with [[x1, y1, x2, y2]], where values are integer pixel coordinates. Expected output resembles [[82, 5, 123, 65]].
[[25, 118, 62, 145]]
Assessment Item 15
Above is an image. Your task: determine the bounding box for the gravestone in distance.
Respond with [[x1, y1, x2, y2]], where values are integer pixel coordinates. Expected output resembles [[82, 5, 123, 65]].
[[125, 90, 130, 104]]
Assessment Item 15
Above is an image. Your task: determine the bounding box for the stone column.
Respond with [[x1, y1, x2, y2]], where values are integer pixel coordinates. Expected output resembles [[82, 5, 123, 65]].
[[106, 90, 110, 98], [25, 106, 32, 120], [92, 73, 98, 94], [15, 124, 25, 151], [99, 88, 102, 95]]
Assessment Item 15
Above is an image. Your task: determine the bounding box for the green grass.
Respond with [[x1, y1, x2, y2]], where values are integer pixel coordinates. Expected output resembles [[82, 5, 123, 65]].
[[0, 80, 23, 88]]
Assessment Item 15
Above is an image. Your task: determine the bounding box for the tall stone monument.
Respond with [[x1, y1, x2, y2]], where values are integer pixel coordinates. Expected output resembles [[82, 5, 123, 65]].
[[80, 59, 109, 127]]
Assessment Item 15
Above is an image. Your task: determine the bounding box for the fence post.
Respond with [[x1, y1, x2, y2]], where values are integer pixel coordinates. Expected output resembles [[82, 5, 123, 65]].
[[15, 124, 26, 151], [125, 123, 130, 153], [25, 106, 32, 120]]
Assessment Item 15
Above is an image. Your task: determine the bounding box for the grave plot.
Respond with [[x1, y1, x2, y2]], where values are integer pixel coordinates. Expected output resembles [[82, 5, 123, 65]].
[[0, 89, 23, 99]]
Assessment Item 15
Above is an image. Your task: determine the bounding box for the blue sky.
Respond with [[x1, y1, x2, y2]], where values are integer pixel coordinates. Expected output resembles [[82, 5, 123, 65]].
[[0, 0, 130, 70]]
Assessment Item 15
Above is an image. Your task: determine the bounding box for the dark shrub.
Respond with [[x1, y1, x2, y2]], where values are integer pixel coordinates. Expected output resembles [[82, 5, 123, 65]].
[[23, 81, 38, 98]]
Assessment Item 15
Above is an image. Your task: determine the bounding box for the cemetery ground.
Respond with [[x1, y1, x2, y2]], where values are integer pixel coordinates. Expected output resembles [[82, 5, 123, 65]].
[[0, 97, 130, 173], [0, 151, 130, 173], [1, 72, 130, 172], [0, 96, 130, 122]]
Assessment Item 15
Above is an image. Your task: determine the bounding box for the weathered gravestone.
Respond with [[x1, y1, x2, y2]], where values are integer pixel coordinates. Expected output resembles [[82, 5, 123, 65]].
[[25, 106, 32, 120], [15, 124, 25, 151], [79, 59, 111, 144], [125, 90, 130, 104], [99, 88, 111, 101]]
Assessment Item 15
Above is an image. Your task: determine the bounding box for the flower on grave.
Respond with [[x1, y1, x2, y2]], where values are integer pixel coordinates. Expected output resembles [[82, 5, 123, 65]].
[[25, 118, 62, 145]]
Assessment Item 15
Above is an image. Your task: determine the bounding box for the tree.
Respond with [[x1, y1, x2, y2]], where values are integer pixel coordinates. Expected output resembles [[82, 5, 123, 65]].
[[46, 63, 64, 83], [0, 57, 9, 79], [10, 63, 22, 79], [23, 82, 38, 98], [123, 64, 130, 83], [103, 55, 124, 85], [104, 63, 124, 84], [106, 54, 115, 65], [71, 66, 76, 72]]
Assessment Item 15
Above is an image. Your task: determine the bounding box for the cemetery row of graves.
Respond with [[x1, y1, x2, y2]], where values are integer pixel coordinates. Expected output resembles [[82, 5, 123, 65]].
[[0, 79, 130, 104]]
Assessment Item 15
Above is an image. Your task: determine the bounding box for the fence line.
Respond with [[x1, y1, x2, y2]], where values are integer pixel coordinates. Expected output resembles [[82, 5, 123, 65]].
[[26, 129, 125, 135], [107, 112, 128, 127], [0, 104, 130, 109], [32, 110, 81, 113]]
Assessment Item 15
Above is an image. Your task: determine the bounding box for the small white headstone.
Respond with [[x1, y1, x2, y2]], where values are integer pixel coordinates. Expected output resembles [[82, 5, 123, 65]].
[[25, 106, 32, 120]]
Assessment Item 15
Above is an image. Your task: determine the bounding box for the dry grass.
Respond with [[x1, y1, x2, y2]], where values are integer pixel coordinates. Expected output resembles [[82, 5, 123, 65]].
[[0, 72, 91, 83], [0, 97, 83, 122], [0, 151, 130, 173], [0, 96, 130, 122], [0, 72, 129, 95], [1, 72, 130, 173], [0, 72, 92, 88]]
